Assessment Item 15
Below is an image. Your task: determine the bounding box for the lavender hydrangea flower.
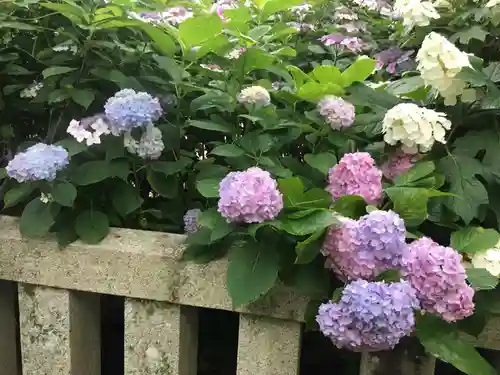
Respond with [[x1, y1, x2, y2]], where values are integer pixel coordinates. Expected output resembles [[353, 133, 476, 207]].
[[322, 210, 407, 280], [319, 34, 367, 52], [104, 89, 163, 135], [218, 167, 283, 223], [317, 96, 355, 130], [6, 143, 69, 182], [183, 208, 202, 233], [327, 152, 383, 205], [403, 237, 475, 322], [317, 280, 419, 351]]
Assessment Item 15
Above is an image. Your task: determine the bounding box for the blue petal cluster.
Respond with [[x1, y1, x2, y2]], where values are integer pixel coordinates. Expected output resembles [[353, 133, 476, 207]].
[[6, 143, 69, 182], [104, 89, 163, 135], [183, 208, 201, 233], [322, 210, 407, 280], [316, 280, 419, 351]]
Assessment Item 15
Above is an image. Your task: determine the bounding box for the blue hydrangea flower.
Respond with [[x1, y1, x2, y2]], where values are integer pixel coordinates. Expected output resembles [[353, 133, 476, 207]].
[[104, 89, 163, 135], [6, 143, 69, 182], [316, 280, 419, 351], [183, 208, 202, 233]]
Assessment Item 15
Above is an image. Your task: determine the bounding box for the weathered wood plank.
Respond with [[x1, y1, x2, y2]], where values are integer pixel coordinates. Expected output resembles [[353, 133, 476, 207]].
[[0, 215, 307, 321], [0, 280, 21, 375], [236, 314, 301, 375], [18, 285, 101, 375], [124, 298, 198, 375]]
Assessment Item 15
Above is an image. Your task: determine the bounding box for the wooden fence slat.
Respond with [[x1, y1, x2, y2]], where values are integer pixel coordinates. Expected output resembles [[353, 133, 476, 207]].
[[359, 343, 436, 375], [0, 280, 21, 375], [124, 298, 198, 375], [18, 284, 101, 375], [236, 314, 301, 375]]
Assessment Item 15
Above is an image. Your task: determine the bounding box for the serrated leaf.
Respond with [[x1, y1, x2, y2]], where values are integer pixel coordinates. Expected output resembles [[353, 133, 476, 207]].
[[281, 209, 340, 236], [187, 120, 233, 133], [154, 55, 184, 83], [147, 170, 178, 198], [395, 161, 435, 186], [227, 242, 280, 308], [451, 227, 500, 253], [331, 195, 367, 219], [451, 26, 489, 44]]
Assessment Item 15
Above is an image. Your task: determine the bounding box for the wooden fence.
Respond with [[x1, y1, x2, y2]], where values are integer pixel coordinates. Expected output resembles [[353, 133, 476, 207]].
[[0, 215, 498, 375]]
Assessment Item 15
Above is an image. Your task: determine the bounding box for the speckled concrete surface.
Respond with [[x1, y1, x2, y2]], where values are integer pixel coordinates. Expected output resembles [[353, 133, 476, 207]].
[[236, 314, 301, 375], [0, 215, 308, 321]]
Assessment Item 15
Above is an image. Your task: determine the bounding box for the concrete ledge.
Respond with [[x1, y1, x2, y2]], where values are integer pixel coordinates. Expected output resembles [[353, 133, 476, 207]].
[[0, 216, 308, 322]]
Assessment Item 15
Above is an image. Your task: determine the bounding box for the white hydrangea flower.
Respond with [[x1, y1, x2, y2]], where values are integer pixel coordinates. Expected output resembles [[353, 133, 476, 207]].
[[67, 117, 111, 146], [416, 32, 471, 106], [237, 86, 271, 106], [393, 0, 440, 30], [40, 193, 53, 204], [471, 245, 500, 277], [382, 103, 452, 153], [486, 0, 500, 7], [20, 81, 43, 99], [124, 125, 164, 160]]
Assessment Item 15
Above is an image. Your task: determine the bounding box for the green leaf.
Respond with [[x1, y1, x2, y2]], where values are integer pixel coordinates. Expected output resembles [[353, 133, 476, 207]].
[[70, 89, 95, 109], [451, 227, 500, 253], [310, 66, 343, 86], [187, 120, 232, 133], [210, 215, 235, 242], [451, 26, 489, 44], [295, 230, 324, 264], [331, 195, 367, 219], [150, 159, 191, 176], [3, 183, 35, 208], [304, 153, 337, 174], [298, 82, 344, 102], [147, 170, 178, 198], [179, 15, 223, 49], [51, 182, 77, 207], [467, 268, 499, 290], [56, 138, 87, 156], [385, 187, 429, 227], [196, 178, 221, 198], [42, 66, 77, 79], [19, 199, 59, 237], [139, 24, 177, 56], [395, 161, 435, 186], [75, 210, 110, 244], [0, 168, 6, 179], [484, 62, 500, 82], [111, 182, 143, 217], [261, 0, 302, 18], [341, 57, 376, 87], [154, 56, 184, 83], [71, 161, 111, 186], [182, 243, 227, 263], [417, 315, 496, 375], [375, 269, 402, 282], [227, 242, 280, 308], [281, 209, 340, 236], [438, 154, 488, 224], [211, 144, 245, 157]]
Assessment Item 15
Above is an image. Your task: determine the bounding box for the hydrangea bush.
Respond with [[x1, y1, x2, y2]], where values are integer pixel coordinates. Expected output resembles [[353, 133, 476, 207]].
[[2, 0, 500, 373]]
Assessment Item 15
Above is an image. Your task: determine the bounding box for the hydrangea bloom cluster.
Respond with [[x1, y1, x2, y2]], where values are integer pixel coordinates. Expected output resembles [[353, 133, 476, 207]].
[[104, 89, 163, 135], [416, 32, 472, 106], [20, 81, 43, 99], [183, 209, 202, 233], [67, 116, 111, 146], [134, 7, 193, 24], [322, 210, 407, 280], [316, 280, 419, 351], [403, 237, 475, 322], [237, 86, 271, 106], [375, 47, 414, 74], [327, 152, 383, 205], [382, 103, 452, 153], [317, 96, 356, 130], [124, 125, 164, 160], [319, 34, 366, 53], [470, 240, 500, 277], [7, 143, 69, 182], [393, 0, 440, 30], [218, 167, 283, 223], [380, 149, 421, 181]]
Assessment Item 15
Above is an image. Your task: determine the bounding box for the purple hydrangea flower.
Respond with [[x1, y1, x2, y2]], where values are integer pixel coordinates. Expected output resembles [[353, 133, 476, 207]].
[[322, 210, 407, 280], [375, 47, 414, 74], [317, 279, 419, 351], [6, 143, 69, 182], [184, 208, 202, 233], [403, 237, 475, 322], [218, 167, 283, 223], [104, 89, 163, 135], [327, 152, 383, 205], [317, 96, 355, 130], [380, 149, 421, 182]]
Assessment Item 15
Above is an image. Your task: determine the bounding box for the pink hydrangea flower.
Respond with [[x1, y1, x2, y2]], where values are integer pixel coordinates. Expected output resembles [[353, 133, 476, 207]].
[[317, 96, 355, 130], [381, 149, 421, 181], [327, 152, 383, 205], [403, 237, 475, 322], [218, 167, 283, 223]]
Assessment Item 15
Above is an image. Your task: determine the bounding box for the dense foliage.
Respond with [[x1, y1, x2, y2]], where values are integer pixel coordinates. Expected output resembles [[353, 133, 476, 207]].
[[3, 0, 500, 373]]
